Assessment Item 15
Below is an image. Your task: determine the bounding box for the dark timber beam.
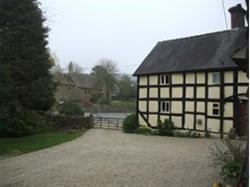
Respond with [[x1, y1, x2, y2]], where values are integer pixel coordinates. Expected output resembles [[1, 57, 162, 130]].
[[220, 71, 225, 138], [193, 72, 197, 130], [136, 76, 139, 126], [157, 74, 160, 124], [138, 110, 158, 129], [182, 72, 186, 128], [169, 73, 172, 123], [147, 75, 149, 122], [205, 72, 208, 132], [233, 70, 240, 135]]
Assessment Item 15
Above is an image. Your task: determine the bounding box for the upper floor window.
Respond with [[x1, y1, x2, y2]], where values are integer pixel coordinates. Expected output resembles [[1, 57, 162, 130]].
[[212, 72, 221, 84], [212, 103, 220, 116], [160, 74, 170, 85], [161, 101, 170, 113]]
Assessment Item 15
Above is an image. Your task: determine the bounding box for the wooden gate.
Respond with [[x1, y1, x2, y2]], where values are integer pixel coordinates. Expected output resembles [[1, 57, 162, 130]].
[[93, 116, 123, 130]]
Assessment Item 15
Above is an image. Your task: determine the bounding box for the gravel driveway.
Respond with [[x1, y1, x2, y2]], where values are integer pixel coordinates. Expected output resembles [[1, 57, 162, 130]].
[[0, 129, 219, 187]]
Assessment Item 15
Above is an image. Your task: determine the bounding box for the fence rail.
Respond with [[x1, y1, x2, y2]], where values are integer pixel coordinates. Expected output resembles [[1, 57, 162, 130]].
[[93, 117, 123, 130]]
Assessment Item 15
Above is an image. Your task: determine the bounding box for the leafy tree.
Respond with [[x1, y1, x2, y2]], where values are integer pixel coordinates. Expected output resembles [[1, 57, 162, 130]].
[[117, 74, 136, 100], [91, 59, 118, 100], [68, 61, 83, 74], [0, 0, 56, 115]]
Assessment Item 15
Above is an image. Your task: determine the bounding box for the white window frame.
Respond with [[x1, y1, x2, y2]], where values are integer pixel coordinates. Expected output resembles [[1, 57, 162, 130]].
[[212, 72, 221, 85], [160, 74, 170, 85], [161, 101, 170, 113], [212, 103, 220, 116]]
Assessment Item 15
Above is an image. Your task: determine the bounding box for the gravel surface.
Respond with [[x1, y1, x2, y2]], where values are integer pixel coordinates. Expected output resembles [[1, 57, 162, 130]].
[[0, 129, 220, 187]]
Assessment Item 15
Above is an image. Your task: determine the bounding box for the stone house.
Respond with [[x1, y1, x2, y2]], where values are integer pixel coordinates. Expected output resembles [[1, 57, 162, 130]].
[[54, 73, 95, 103]]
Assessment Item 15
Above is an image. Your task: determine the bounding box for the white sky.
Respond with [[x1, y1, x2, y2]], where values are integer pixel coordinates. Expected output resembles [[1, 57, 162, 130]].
[[39, 0, 247, 74]]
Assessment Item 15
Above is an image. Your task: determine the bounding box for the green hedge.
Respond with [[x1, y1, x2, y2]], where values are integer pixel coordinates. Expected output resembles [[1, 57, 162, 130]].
[[0, 112, 55, 137], [0, 112, 93, 138]]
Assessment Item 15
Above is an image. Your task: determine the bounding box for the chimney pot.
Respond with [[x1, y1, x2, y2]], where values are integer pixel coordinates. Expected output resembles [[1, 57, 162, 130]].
[[228, 4, 246, 29]]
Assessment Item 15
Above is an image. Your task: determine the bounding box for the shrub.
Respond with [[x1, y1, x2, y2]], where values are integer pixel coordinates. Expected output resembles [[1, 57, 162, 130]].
[[122, 114, 138, 133], [158, 119, 174, 136], [174, 130, 201, 138], [0, 112, 57, 137], [8, 117, 34, 137], [174, 130, 187, 137], [210, 139, 246, 185], [135, 127, 152, 135], [0, 118, 10, 137], [60, 102, 84, 116], [190, 131, 201, 138], [0, 113, 36, 137], [204, 130, 211, 138]]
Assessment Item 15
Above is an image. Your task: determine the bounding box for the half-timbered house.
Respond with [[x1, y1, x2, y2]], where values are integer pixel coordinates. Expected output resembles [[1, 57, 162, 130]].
[[133, 4, 248, 137]]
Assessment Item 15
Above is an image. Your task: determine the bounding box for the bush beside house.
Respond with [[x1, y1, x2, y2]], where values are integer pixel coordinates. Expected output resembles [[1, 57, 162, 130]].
[[210, 139, 246, 186], [122, 114, 201, 138], [122, 114, 138, 133]]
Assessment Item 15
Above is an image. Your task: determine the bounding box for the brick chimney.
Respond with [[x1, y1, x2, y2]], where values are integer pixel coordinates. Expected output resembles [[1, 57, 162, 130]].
[[228, 4, 246, 29]]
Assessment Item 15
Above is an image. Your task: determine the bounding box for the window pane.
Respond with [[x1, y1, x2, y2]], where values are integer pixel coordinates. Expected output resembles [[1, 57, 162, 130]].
[[166, 102, 169, 112], [212, 72, 220, 84], [166, 75, 169, 84], [161, 75, 165, 84], [213, 109, 219, 115], [213, 103, 219, 108], [212, 73, 216, 83], [162, 102, 166, 111]]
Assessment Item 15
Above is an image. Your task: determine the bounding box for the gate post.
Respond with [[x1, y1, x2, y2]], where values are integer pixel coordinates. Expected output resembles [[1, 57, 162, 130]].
[[100, 117, 102, 129]]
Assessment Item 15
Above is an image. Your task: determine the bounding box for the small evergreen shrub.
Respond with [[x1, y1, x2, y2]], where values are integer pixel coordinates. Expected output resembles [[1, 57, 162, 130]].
[[60, 102, 84, 116], [135, 127, 152, 135], [158, 119, 174, 136], [122, 114, 138, 133]]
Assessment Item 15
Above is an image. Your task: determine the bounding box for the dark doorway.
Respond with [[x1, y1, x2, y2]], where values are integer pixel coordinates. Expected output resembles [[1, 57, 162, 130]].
[[238, 100, 248, 136]]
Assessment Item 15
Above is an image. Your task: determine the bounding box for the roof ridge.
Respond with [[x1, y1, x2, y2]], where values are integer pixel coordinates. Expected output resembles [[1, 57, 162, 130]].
[[158, 27, 245, 44]]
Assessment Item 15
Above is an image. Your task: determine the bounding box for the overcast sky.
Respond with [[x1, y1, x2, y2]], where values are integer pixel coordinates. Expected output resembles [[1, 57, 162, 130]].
[[39, 0, 247, 74]]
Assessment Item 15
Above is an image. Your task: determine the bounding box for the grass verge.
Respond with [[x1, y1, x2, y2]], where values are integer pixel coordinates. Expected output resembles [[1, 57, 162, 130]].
[[0, 130, 85, 157]]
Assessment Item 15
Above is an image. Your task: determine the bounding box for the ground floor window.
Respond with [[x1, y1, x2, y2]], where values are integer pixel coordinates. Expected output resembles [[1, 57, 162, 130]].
[[161, 101, 170, 113], [212, 103, 220, 116]]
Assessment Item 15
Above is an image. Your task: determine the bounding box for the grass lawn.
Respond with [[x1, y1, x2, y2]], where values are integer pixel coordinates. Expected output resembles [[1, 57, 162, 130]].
[[0, 130, 85, 157]]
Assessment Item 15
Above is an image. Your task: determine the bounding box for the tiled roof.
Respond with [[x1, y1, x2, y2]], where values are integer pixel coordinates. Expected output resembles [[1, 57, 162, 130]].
[[134, 27, 247, 75]]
